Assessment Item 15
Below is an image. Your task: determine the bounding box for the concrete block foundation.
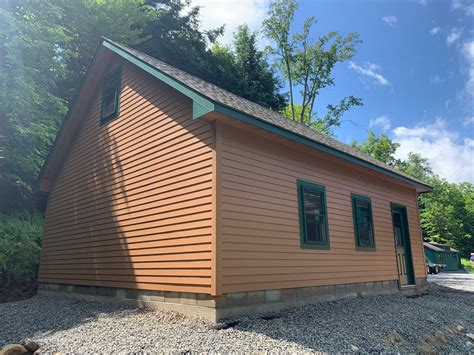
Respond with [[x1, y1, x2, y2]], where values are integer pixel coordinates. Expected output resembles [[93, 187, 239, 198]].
[[38, 278, 428, 323]]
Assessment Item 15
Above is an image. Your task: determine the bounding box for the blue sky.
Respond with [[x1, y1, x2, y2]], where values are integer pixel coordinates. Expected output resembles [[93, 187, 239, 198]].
[[192, 0, 474, 183]]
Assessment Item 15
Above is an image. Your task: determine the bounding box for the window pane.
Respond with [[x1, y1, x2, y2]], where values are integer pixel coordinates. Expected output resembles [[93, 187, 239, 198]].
[[393, 212, 403, 246], [303, 188, 327, 243], [355, 199, 374, 247], [102, 72, 119, 119], [103, 92, 116, 116]]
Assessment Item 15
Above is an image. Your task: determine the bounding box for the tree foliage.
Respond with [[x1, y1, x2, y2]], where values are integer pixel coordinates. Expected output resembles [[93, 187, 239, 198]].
[[0, 1, 68, 210], [397, 152, 433, 182], [0, 211, 44, 289], [233, 24, 287, 110], [138, 5, 286, 111], [351, 129, 400, 165], [0, 0, 286, 211], [419, 179, 473, 257], [263, 0, 362, 134]]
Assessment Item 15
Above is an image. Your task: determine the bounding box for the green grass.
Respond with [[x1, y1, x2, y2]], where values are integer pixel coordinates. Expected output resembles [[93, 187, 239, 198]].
[[461, 258, 474, 273]]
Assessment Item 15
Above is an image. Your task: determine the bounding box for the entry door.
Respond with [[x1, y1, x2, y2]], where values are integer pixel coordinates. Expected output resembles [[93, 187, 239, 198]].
[[391, 205, 415, 286]]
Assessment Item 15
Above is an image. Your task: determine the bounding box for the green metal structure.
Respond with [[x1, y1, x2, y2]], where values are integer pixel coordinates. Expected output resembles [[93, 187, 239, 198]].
[[424, 242, 461, 271]]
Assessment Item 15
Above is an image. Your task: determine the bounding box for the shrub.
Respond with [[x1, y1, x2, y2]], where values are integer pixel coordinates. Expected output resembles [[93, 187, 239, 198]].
[[461, 258, 474, 274], [0, 211, 44, 290]]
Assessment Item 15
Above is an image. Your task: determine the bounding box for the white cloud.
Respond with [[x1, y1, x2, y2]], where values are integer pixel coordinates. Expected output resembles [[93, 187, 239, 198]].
[[446, 28, 462, 45], [190, 0, 270, 45], [430, 75, 442, 84], [464, 116, 474, 126], [392, 118, 474, 183], [382, 16, 398, 27], [461, 40, 474, 100], [452, 0, 462, 9], [369, 115, 391, 132], [430, 26, 441, 35], [348, 62, 391, 86], [451, 0, 474, 15]]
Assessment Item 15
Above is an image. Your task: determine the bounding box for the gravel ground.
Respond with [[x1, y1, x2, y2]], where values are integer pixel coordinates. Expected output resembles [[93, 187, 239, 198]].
[[428, 271, 474, 292], [1, 284, 473, 353]]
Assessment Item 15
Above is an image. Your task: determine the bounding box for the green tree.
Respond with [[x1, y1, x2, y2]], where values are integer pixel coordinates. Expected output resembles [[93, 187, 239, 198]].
[[263, 0, 362, 133], [140, 3, 286, 111], [351, 129, 400, 165], [281, 103, 312, 123], [281, 102, 334, 134], [419, 178, 473, 257], [397, 152, 433, 181], [262, 0, 298, 119], [1, 0, 288, 211], [53, 0, 154, 103], [0, 1, 68, 210], [138, 0, 225, 89], [233, 24, 286, 111]]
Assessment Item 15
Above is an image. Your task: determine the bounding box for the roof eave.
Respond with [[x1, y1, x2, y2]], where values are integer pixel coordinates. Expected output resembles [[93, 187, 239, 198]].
[[212, 103, 433, 193]]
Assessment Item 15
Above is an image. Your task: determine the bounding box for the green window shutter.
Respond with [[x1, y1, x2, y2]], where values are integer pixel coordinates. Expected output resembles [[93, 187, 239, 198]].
[[351, 194, 376, 250], [297, 180, 330, 250], [100, 67, 122, 124]]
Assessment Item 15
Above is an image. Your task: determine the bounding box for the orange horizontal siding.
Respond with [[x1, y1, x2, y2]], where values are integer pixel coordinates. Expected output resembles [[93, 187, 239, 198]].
[[216, 120, 425, 294], [39, 60, 215, 294]]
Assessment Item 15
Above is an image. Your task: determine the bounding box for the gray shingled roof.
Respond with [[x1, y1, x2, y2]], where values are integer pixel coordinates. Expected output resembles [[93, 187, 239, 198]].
[[107, 39, 430, 189], [424, 242, 444, 252], [430, 242, 460, 253]]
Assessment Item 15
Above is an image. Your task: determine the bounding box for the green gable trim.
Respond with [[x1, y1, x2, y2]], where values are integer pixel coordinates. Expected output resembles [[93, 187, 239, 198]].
[[193, 100, 215, 120], [297, 180, 330, 250], [102, 39, 214, 120], [213, 103, 431, 192]]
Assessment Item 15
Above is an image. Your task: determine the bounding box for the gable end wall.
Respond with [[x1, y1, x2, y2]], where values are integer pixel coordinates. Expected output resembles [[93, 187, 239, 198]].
[[39, 60, 216, 294]]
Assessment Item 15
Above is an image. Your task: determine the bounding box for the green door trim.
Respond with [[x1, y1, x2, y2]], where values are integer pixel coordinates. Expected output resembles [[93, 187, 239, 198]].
[[390, 203, 416, 285]]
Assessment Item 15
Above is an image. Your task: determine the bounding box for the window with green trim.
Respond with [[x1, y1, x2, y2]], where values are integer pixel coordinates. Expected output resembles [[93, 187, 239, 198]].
[[351, 194, 375, 249], [297, 180, 329, 249], [100, 67, 122, 124]]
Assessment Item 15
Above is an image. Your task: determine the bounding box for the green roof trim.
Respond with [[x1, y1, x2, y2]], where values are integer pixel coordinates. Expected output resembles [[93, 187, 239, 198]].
[[213, 103, 429, 191], [193, 100, 215, 120], [102, 39, 214, 119]]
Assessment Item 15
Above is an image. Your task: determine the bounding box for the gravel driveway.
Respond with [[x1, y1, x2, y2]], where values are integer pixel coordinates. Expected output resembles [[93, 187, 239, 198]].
[[428, 272, 474, 292], [1, 284, 473, 353]]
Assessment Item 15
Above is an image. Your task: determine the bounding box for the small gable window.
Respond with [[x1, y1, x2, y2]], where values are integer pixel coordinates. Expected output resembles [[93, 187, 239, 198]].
[[297, 180, 330, 249], [100, 68, 122, 124], [351, 194, 376, 250]]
